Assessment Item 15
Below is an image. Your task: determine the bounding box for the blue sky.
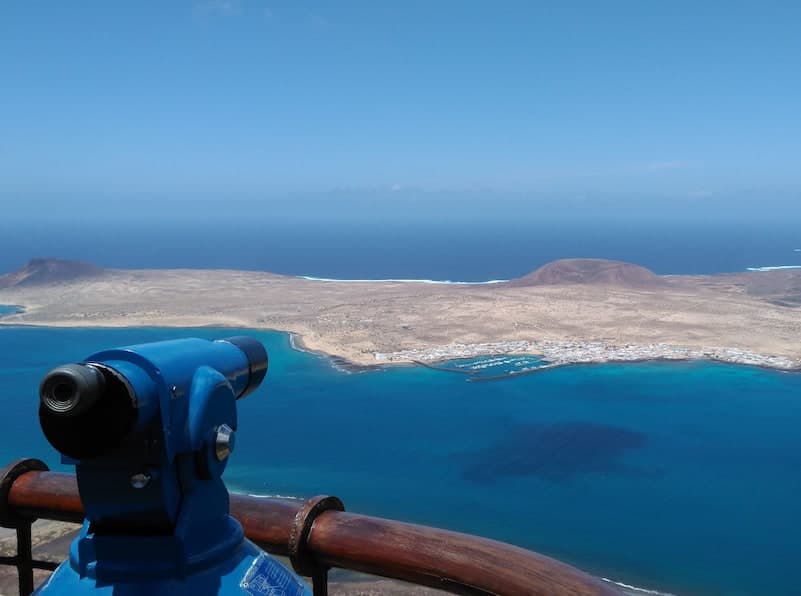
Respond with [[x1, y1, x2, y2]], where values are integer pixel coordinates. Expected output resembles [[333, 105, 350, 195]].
[[1, 1, 800, 214]]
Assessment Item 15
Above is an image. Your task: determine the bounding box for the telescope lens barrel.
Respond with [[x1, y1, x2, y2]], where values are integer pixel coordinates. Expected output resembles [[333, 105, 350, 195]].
[[39, 363, 138, 460], [218, 336, 268, 398], [40, 364, 105, 417]]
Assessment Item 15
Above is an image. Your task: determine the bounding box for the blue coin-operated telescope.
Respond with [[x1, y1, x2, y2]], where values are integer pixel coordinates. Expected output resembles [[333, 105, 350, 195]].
[[35, 336, 312, 595]]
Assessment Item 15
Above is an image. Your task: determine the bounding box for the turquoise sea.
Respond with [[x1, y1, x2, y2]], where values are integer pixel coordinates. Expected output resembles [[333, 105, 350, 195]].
[[1, 325, 800, 596]]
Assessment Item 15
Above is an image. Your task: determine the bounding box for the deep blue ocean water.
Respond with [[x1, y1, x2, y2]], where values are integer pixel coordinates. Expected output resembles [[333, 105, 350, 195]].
[[1, 219, 799, 279], [1, 325, 799, 596]]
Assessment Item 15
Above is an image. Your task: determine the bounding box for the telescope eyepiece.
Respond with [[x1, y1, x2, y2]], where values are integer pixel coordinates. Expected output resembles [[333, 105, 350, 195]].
[[39, 363, 138, 460], [40, 364, 105, 417]]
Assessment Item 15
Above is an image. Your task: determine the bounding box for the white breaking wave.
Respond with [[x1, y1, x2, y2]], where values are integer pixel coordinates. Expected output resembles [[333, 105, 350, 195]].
[[601, 578, 677, 596], [794, 248, 801, 252], [298, 275, 508, 285], [746, 265, 801, 272], [246, 492, 304, 501]]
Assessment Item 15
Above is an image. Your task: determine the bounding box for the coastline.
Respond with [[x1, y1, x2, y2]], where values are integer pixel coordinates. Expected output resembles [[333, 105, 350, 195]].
[[3, 316, 799, 377], [297, 275, 509, 284], [287, 331, 390, 373], [375, 339, 801, 373]]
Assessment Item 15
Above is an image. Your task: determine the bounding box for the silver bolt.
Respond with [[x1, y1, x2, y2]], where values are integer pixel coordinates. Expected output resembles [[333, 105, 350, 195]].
[[130, 472, 151, 489], [215, 424, 235, 461]]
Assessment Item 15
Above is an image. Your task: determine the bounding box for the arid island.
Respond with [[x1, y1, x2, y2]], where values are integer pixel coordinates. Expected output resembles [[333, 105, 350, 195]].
[[1, 257, 800, 371]]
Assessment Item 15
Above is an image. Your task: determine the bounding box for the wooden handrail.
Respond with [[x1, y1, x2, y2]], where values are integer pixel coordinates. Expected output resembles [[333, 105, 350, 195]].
[[5, 470, 620, 595]]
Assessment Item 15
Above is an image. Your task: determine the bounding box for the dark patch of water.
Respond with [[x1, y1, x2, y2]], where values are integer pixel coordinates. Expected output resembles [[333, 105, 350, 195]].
[[461, 421, 648, 484]]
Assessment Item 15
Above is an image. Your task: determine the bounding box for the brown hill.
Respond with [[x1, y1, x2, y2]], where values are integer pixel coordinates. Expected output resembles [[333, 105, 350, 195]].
[[509, 258, 664, 289], [0, 258, 104, 289]]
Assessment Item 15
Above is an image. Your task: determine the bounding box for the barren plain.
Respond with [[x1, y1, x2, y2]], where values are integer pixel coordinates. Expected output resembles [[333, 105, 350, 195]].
[[1, 258, 800, 370]]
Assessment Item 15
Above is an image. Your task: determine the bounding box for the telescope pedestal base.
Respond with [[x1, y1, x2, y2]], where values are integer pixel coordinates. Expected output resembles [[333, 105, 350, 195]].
[[33, 539, 312, 596]]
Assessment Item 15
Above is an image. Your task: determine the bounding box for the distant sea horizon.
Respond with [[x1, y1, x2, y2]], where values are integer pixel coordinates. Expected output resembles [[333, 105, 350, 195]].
[[1, 218, 799, 280]]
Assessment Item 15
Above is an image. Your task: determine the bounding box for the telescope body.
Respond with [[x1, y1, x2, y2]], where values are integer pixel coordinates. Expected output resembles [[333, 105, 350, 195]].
[[34, 337, 311, 595]]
